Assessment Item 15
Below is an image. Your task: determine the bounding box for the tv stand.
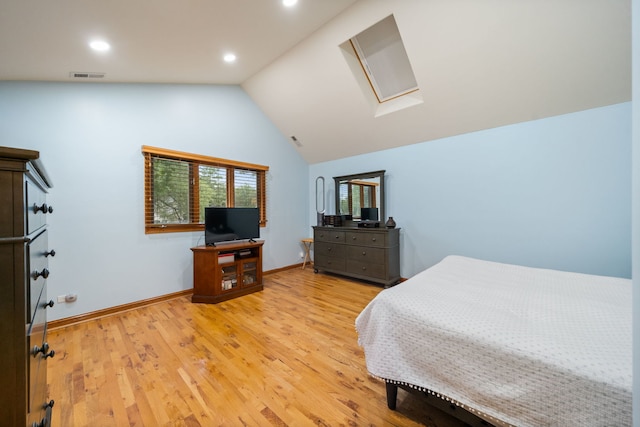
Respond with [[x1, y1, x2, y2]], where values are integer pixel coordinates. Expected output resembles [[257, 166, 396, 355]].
[[191, 240, 264, 304]]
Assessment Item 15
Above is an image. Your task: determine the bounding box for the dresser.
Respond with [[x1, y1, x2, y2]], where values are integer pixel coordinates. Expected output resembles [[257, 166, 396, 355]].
[[313, 226, 400, 287], [0, 147, 55, 427]]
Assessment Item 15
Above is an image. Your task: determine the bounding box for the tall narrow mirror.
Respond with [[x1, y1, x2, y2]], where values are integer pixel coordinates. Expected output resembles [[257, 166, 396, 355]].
[[334, 170, 385, 223]]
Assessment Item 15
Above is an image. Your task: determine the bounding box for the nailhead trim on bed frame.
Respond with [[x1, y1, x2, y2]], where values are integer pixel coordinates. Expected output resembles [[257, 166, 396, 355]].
[[381, 377, 515, 427]]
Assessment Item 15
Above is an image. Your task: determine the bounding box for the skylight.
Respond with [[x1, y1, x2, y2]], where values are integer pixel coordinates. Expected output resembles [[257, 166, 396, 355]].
[[340, 15, 422, 117], [349, 15, 418, 103]]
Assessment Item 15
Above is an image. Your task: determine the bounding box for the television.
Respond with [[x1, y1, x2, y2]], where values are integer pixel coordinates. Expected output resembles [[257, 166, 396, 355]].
[[360, 207, 379, 221], [204, 207, 260, 245]]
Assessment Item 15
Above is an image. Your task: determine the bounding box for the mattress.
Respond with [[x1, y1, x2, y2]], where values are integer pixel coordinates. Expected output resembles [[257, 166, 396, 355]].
[[355, 255, 632, 426]]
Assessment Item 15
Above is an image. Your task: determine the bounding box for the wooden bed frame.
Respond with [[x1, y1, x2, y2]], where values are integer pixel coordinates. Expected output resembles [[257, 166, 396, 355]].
[[385, 378, 510, 427]]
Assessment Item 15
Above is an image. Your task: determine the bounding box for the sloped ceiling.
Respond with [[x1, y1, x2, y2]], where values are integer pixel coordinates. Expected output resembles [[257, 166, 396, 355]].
[[0, 0, 630, 164], [243, 0, 631, 164]]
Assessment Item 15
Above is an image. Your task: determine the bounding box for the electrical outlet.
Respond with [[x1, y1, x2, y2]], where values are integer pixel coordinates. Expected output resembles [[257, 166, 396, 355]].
[[57, 295, 66, 303], [299, 251, 304, 258]]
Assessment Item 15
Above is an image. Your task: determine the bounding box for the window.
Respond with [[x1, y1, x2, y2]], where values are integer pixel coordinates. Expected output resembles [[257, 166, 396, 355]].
[[350, 15, 418, 103], [339, 180, 378, 219], [340, 14, 423, 117], [142, 145, 268, 234]]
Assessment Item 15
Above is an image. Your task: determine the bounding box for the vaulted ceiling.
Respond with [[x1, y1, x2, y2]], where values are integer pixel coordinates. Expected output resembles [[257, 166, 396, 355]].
[[0, 0, 630, 164]]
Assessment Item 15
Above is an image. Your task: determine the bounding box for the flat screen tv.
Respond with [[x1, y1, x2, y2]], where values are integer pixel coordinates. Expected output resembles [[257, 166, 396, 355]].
[[360, 207, 379, 221], [204, 207, 260, 246]]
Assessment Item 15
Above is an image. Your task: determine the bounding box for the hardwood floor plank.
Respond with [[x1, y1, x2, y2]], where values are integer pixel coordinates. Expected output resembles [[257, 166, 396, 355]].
[[48, 268, 471, 427]]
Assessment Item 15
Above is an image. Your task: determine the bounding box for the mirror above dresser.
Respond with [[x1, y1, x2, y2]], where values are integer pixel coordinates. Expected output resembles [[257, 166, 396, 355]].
[[333, 170, 385, 224]]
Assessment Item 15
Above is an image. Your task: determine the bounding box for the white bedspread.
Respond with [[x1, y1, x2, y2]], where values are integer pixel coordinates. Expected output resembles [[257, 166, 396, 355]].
[[355, 256, 632, 426]]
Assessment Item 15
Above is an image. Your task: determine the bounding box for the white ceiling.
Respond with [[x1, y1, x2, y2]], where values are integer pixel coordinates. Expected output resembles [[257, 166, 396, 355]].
[[0, 0, 631, 164], [0, 0, 358, 84]]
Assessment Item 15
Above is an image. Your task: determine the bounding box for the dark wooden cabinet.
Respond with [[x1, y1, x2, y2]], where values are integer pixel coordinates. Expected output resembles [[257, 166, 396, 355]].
[[0, 147, 55, 427], [313, 226, 400, 287], [191, 240, 264, 304]]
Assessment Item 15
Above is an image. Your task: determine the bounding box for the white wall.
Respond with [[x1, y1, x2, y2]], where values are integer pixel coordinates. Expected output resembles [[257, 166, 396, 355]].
[[0, 81, 310, 321], [310, 103, 632, 279]]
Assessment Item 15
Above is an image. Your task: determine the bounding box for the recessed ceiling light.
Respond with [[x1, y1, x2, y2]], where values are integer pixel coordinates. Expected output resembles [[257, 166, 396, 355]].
[[223, 53, 237, 63], [89, 40, 111, 52], [282, 0, 298, 7]]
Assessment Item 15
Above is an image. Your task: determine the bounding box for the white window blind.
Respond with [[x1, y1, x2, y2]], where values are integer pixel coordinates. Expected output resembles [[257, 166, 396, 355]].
[[350, 15, 418, 103]]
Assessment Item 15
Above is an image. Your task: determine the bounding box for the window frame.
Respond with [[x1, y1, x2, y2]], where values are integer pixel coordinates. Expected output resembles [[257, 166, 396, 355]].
[[142, 145, 268, 234], [345, 180, 378, 218]]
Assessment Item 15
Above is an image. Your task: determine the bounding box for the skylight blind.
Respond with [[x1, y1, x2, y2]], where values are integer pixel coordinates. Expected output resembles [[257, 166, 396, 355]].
[[351, 15, 418, 103]]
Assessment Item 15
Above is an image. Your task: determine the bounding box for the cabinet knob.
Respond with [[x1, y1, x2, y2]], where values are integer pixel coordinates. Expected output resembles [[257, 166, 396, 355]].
[[43, 349, 56, 359], [44, 400, 55, 409], [34, 268, 50, 279], [32, 418, 48, 427], [33, 203, 53, 214], [362, 251, 367, 256], [43, 299, 55, 309], [45, 249, 56, 257], [33, 342, 50, 357], [372, 238, 377, 242]]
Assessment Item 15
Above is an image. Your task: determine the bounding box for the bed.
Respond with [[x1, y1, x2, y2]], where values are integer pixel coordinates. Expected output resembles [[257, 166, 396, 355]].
[[355, 255, 632, 426]]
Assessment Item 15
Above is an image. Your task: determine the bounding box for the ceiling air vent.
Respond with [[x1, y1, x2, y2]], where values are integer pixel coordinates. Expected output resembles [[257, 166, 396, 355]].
[[290, 136, 303, 147], [69, 71, 106, 79]]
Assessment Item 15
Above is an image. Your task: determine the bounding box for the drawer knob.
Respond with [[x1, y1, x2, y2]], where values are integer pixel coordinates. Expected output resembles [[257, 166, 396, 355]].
[[33, 342, 49, 357], [43, 299, 55, 309], [44, 400, 55, 409], [43, 349, 56, 359], [372, 238, 377, 242], [335, 235, 340, 239], [362, 251, 367, 256], [45, 249, 56, 257], [33, 203, 53, 214], [34, 268, 50, 279]]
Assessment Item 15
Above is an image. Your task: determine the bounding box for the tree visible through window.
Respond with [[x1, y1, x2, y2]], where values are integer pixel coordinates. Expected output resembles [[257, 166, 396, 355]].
[[338, 180, 378, 219], [143, 146, 268, 234]]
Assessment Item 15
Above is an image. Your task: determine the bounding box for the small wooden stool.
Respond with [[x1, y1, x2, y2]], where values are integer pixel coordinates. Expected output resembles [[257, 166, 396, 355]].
[[301, 238, 313, 269]]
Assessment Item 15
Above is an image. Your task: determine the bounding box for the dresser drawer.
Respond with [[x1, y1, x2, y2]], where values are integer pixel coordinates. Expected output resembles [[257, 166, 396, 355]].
[[28, 231, 49, 325], [314, 254, 346, 271], [345, 231, 386, 247], [314, 229, 345, 243], [346, 245, 386, 264], [27, 323, 49, 420], [314, 241, 346, 259], [26, 177, 49, 235], [347, 259, 387, 280]]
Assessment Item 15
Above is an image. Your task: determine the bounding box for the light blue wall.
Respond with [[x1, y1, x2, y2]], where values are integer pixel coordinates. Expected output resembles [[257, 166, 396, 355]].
[[310, 103, 631, 279], [0, 81, 309, 321], [631, 0, 639, 423]]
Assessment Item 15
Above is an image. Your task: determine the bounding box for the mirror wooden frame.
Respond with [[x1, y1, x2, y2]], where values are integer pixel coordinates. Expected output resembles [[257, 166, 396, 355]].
[[334, 170, 385, 223]]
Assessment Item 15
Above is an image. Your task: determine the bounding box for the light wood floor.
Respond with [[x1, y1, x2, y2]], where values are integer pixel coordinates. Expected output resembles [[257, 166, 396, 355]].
[[47, 267, 470, 427]]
